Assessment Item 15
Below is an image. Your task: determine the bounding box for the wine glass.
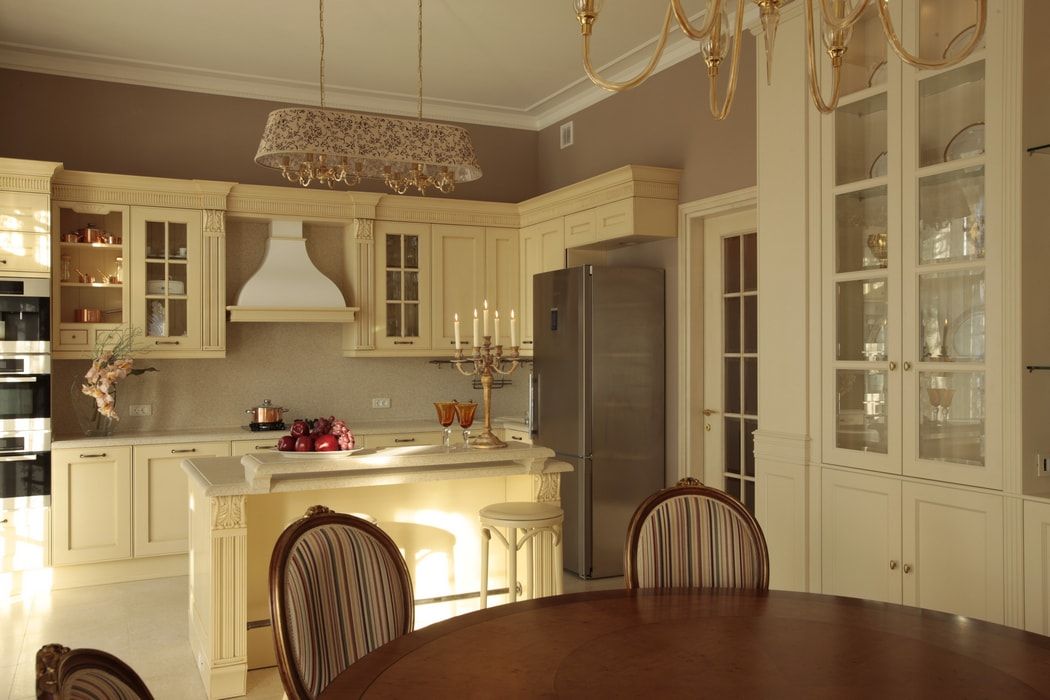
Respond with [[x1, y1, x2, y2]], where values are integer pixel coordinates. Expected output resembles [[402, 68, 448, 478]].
[[434, 401, 458, 450], [455, 401, 478, 446]]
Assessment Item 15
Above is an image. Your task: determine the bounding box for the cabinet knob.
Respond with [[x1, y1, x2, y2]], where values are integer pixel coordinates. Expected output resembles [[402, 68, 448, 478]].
[[889, 560, 898, 570], [888, 361, 898, 371], [903, 563, 913, 574], [702, 408, 719, 417], [0, 518, 8, 525], [903, 361, 913, 371]]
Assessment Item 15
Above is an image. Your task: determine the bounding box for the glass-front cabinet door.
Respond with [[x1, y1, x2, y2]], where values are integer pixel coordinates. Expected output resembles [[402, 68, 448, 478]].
[[901, 0, 999, 489], [374, 221, 431, 351], [130, 207, 202, 352], [823, 2, 902, 473]]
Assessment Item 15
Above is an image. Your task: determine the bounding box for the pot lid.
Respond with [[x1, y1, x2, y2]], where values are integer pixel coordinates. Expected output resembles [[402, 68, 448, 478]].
[[247, 398, 285, 411]]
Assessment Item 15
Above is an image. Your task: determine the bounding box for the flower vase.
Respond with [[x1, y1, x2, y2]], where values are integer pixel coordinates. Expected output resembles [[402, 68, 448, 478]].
[[70, 379, 117, 437]]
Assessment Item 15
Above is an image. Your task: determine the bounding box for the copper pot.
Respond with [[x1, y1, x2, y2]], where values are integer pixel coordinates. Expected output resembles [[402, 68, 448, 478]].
[[62, 232, 79, 243], [74, 308, 102, 323], [77, 225, 105, 243], [245, 399, 288, 424]]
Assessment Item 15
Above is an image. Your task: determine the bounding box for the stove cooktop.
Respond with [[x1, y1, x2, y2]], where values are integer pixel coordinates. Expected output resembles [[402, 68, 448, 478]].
[[246, 421, 286, 432]]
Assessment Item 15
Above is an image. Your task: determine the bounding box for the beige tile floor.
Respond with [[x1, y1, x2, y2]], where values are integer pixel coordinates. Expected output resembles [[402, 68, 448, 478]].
[[1, 573, 623, 700]]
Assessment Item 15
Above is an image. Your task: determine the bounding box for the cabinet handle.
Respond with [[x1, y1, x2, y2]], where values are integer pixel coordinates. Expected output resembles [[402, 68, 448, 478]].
[[702, 408, 719, 417], [511, 435, 524, 441], [394, 438, 416, 443], [888, 361, 898, 371], [0, 260, 7, 264], [79, 452, 107, 458], [393, 340, 415, 345], [155, 340, 180, 346], [903, 563, 912, 574], [522, 340, 533, 345], [171, 448, 197, 454], [889, 560, 898, 570], [0, 518, 8, 524], [903, 361, 912, 371], [254, 445, 275, 450]]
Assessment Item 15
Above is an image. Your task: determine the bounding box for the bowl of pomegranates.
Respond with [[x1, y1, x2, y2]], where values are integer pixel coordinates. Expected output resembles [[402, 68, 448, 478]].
[[275, 417, 357, 456]]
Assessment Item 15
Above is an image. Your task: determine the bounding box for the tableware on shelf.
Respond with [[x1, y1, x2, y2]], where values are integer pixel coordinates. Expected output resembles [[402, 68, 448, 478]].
[[867, 60, 887, 88], [944, 122, 985, 162], [148, 300, 166, 336], [60, 255, 72, 282], [926, 387, 944, 422], [74, 308, 102, 323], [147, 279, 186, 295], [455, 401, 478, 446], [434, 401, 458, 450], [949, 308, 985, 360], [869, 152, 887, 179], [866, 230, 888, 265], [62, 232, 79, 243], [943, 24, 977, 60]]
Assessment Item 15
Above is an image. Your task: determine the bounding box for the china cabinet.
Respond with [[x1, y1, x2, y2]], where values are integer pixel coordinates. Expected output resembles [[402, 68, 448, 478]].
[[375, 220, 432, 351]]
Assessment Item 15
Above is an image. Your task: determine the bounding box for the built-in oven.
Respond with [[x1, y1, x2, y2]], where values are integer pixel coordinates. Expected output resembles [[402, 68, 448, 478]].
[[0, 433, 50, 508], [0, 354, 50, 432], [0, 277, 50, 354]]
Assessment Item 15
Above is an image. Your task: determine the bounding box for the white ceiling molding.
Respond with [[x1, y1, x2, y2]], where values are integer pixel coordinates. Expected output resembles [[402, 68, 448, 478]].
[[0, 4, 758, 133]]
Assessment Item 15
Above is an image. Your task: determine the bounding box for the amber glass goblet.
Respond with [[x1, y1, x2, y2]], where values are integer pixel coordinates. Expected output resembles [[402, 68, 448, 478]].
[[455, 401, 478, 446], [434, 401, 458, 450]]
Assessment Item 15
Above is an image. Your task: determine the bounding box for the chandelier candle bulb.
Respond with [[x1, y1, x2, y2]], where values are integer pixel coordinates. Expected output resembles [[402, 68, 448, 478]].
[[473, 309, 480, 348], [454, 312, 462, 350], [510, 309, 518, 348], [494, 310, 501, 347], [483, 300, 490, 338]]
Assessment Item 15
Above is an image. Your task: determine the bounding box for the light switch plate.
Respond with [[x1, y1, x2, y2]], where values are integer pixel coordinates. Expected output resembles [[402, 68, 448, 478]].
[[372, 398, 391, 409], [129, 404, 153, 417]]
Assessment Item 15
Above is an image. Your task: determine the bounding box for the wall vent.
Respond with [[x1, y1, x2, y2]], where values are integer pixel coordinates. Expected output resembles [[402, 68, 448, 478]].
[[560, 121, 574, 149]]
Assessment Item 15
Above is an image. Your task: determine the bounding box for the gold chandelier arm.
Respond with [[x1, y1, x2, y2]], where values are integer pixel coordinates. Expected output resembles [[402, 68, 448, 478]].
[[708, 0, 745, 121], [583, 4, 673, 93], [805, 0, 844, 114], [670, 0, 723, 40], [817, 0, 871, 32], [876, 0, 987, 69]]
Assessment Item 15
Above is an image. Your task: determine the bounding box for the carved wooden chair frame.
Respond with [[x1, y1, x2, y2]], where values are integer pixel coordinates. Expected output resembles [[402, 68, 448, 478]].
[[623, 477, 770, 590], [36, 643, 153, 699], [268, 505, 414, 700]]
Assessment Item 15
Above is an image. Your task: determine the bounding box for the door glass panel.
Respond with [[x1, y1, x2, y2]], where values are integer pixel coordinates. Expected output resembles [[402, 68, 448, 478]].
[[919, 166, 984, 264], [743, 295, 757, 354], [724, 357, 740, 414], [836, 369, 888, 454], [742, 233, 757, 291], [386, 303, 401, 337], [725, 477, 741, 502], [167, 299, 187, 337], [836, 93, 888, 186], [725, 418, 741, 474], [919, 61, 985, 168], [744, 358, 758, 416], [724, 297, 741, 354], [836, 186, 888, 273], [918, 269, 985, 362], [383, 232, 421, 340], [404, 235, 419, 268], [386, 235, 401, 268], [917, 0, 985, 64], [167, 223, 187, 258], [836, 278, 888, 361], [840, 4, 887, 95], [744, 419, 757, 477], [405, 303, 419, 337], [723, 236, 740, 294], [386, 271, 401, 301], [919, 371, 985, 466], [145, 221, 165, 259], [404, 271, 419, 302]]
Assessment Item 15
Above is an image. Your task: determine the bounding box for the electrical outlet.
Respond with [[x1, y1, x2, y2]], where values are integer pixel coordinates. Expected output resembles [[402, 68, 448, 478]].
[[1038, 453, 1050, 477], [129, 404, 153, 417], [371, 397, 391, 409]]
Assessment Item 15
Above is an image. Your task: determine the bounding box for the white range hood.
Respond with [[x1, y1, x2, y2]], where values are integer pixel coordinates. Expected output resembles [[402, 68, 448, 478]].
[[227, 219, 358, 323]]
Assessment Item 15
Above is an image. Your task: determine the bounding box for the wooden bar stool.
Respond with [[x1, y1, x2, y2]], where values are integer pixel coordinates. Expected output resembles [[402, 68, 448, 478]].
[[479, 501, 564, 608]]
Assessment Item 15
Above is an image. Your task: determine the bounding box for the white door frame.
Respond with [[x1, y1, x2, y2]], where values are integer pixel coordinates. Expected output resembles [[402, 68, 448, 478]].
[[676, 186, 758, 483]]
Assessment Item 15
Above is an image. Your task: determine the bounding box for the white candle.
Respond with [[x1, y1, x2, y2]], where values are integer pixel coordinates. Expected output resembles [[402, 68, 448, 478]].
[[472, 309, 480, 348], [453, 312, 461, 350], [494, 310, 501, 347], [483, 299, 490, 338], [510, 309, 518, 347]]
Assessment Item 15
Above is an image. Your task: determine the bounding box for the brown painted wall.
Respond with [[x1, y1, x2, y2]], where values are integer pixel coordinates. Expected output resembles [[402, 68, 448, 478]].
[[537, 34, 758, 203], [0, 69, 538, 203]]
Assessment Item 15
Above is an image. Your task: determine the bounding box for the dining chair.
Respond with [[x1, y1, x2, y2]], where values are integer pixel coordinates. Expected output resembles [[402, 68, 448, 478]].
[[269, 505, 414, 700], [35, 643, 154, 699], [624, 477, 770, 590]]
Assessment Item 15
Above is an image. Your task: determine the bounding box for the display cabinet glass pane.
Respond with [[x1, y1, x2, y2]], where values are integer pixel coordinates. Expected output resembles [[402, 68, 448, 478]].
[[840, 3, 887, 95], [836, 185, 888, 273], [167, 223, 187, 258], [385, 235, 400, 268], [404, 235, 419, 269], [725, 417, 741, 474], [386, 272, 401, 301], [743, 295, 757, 354], [404, 271, 419, 302], [836, 93, 887, 185], [167, 299, 187, 337], [742, 233, 757, 292], [918, 371, 985, 466], [919, 61, 984, 168], [919, 269, 985, 362], [835, 369, 888, 454], [146, 298, 166, 337], [725, 357, 740, 414], [919, 166, 984, 264], [723, 235, 740, 294], [744, 419, 757, 477], [836, 278, 888, 361], [917, 0, 985, 63], [724, 297, 741, 354], [405, 303, 419, 337], [146, 222, 165, 259], [744, 357, 757, 416], [386, 303, 401, 337]]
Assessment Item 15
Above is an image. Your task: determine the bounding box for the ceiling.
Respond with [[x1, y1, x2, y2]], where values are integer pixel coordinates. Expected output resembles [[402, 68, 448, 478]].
[[0, 1, 750, 130]]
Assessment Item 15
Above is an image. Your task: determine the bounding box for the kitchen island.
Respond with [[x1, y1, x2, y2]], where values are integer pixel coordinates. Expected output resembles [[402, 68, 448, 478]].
[[181, 444, 569, 700]]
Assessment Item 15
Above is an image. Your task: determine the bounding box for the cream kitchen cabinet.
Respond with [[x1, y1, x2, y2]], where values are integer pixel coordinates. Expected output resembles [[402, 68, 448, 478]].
[[51, 446, 133, 566], [132, 441, 230, 557], [503, 427, 532, 445], [484, 228, 519, 336], [519, 218, 565, 348], [1024, 499, 1050, 635], [375, 221, 432, 352], [0, 191, 51, 275], [1, 506, 49, 573], [821, 466, 1004, 623], [563, 210, 597, 248], [432, 224, 485, 350]]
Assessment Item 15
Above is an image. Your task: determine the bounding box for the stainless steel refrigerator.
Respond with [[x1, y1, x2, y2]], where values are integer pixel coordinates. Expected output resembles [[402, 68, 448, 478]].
[[532, 265, 665, 579]]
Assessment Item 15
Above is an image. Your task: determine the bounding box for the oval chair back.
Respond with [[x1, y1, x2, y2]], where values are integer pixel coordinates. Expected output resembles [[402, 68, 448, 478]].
[[269, 506, 414, 699], [36, 644, 153, 700], [625, 478, 770, 590]]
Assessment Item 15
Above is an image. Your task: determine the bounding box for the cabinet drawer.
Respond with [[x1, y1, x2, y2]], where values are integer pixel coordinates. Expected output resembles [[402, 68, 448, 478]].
[[0, 192, 49, 233], [0, 231, 50, 273], [504, 428, 532, 445], [564, 210, 597, 248], [59, 329, 90, 347], [51, 446, 133, 566], [359, 432, 444, 449], [1, 507, 49, 572]]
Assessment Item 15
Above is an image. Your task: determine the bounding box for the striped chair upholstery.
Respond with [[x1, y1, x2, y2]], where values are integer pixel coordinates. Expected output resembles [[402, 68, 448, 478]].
[[35, 644, 153, 700], [270, 506, 414, 700], [625, 479, 769, 590]]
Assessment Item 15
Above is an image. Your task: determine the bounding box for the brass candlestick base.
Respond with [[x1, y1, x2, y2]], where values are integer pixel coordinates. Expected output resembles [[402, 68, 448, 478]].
[[452, 337, 521, 449]]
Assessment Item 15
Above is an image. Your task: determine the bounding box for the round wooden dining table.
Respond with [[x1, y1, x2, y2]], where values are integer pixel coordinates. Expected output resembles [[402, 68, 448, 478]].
[[320, 588, 1050, 698]]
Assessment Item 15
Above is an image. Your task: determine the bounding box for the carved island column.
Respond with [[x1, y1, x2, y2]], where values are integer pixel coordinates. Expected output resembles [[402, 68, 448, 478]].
[[342, 217, 375, 353], [188, 486, 248, 699]]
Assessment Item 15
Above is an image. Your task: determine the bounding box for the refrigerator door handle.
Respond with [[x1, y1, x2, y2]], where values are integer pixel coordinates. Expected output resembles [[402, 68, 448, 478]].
[[531, 372, 540, 437]]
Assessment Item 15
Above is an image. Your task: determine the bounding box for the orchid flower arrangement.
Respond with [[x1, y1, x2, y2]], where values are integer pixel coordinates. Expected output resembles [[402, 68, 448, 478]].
[[82, 326, 155, 420]]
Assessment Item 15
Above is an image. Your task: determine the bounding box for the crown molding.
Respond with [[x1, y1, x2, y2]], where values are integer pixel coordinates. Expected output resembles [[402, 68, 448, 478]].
[[0, 4, 758, 133]]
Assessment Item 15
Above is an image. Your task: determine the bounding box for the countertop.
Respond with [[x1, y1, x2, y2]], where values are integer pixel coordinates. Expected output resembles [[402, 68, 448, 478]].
[[53, 417, 531, 449]]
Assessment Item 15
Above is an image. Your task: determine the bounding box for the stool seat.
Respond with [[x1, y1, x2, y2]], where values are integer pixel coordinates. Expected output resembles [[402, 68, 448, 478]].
[[479, 501, 564, 608], [480, 501, 563, 522]]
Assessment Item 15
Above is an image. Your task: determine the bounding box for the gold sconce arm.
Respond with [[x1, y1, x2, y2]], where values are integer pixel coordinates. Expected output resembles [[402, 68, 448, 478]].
[[670, 0, 724, 40], [805, 0, 845, 114], [582, 4, 674, 93], [876, 0, 987, 70], [707, 0, 745, 120]]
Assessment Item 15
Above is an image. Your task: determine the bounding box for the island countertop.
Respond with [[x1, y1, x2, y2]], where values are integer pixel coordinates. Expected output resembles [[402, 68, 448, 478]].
[[181, 444, 569, 497]]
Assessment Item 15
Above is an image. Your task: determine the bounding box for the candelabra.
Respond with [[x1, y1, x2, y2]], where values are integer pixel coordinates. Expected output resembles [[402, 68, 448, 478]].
[[452, 338, 521, 449]]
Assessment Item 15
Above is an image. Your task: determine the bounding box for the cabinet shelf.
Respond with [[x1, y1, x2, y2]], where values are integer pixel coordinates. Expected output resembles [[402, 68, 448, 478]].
[[838, 84, 889, 110], [59, 282, 123, 288], [59, 242, 122, 250], [834, 176, 889, 197], [145, 257, 187, 264], [916, 155, 985, 180], [145, 294, 188, 300]]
